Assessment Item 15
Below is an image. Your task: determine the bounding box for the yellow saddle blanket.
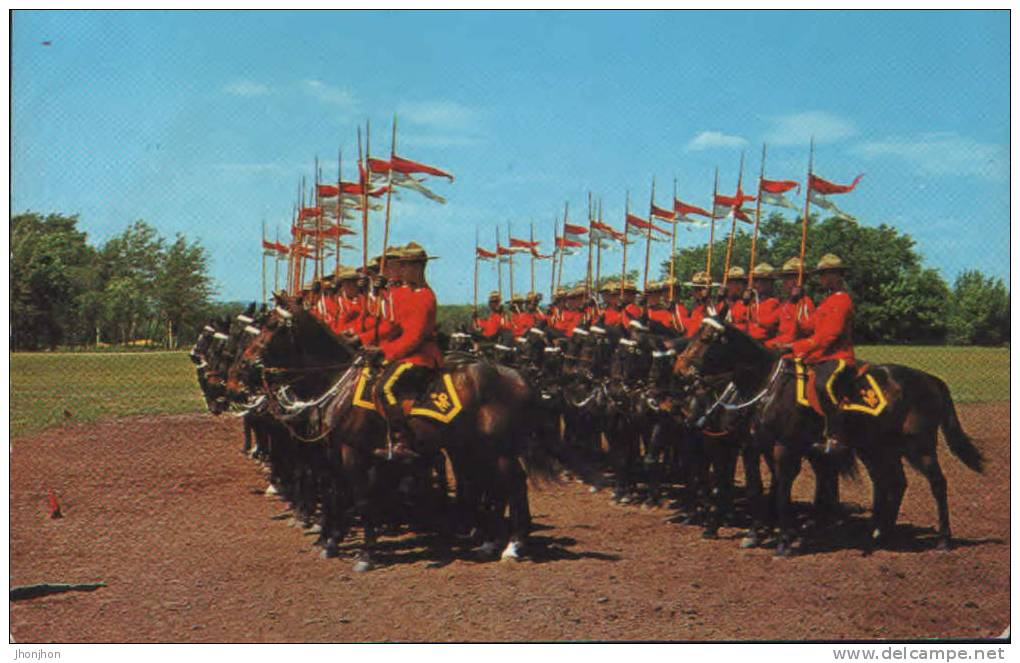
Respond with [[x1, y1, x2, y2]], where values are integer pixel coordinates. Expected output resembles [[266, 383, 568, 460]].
[[352, 367, 463, 424], [793, 359, 888, 417]]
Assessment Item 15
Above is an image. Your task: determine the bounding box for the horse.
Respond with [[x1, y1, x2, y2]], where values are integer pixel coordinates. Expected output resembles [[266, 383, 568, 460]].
[[228, 295, 556, 570], [675, 317, 985, 555]]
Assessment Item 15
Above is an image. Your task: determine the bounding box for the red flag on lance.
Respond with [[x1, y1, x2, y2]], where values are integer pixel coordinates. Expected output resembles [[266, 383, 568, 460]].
[[626, 213, 670, 240], [317, 183, 340, 198], [364, 156, 451, 204], [809, 173, 863, 220], [497, 244, 515, 256], [674, 198, 712, 225], [563, 222, 588, 237], [274, 242, 290, 255], [390, 154, 454, 181], [556, 236, 584, 249], [591, 219, 626, 242], [476, 246, 499, 260], [759, 178, 801, 210], [650, 202, 677, 222], [299, 207, 323, 221], [530, 246, 555, 260], [510, 237, 539, 249]]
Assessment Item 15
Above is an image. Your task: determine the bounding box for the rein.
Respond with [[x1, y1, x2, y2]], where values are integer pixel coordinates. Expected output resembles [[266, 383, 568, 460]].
[[260, 357, 365, 443], [695, 358, 783, 427]]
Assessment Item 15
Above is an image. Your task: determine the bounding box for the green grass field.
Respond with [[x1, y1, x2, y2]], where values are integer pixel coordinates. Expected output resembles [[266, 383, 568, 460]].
[[10, 351, 206, 439], [9, 345, 1008, 439]]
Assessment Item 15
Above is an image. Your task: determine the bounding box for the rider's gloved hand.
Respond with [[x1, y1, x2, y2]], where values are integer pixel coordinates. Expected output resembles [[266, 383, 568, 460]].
[[741, 289, 753, 304], [363, 345, 385, 366], [340, 330, 362, 348]]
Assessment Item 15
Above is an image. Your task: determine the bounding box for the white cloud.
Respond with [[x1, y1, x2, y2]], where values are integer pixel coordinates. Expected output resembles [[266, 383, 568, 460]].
[[223, 80, 272, 97], [395, 101, 485, 150], [764, 111, 857, 146], [302, 79, 358, 109], [850, 132, 1006, 180], [685, 131, 748, 151]]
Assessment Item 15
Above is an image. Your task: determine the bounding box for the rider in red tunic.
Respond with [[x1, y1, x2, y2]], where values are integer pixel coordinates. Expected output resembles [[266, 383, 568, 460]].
[[765, 257, 816, 351], [599, 281, 626, 329], [723, 266, 750, 332], [368, 242, 443, 459], [683, 271, 718, 337], [331, 267, 363, 333], [778, 254, 855, 454], [620, 281, 643, 325], [746, 263, 781, 342], [554, 287, 586, 337], [474, 291, 508, 340]]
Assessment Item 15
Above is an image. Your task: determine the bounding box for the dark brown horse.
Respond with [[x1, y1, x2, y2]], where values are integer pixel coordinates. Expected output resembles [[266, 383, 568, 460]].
[[228, 295, 553, 570], [675, 317, 984, 556]]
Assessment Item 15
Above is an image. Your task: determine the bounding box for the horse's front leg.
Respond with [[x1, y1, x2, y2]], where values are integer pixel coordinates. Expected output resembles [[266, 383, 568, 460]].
[[772, 443, 802, 557], [740, 444, 768, 549], [500, 456, 531, 562]]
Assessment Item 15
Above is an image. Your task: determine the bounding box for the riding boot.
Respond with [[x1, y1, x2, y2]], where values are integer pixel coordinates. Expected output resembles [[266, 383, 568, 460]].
[[385, 419, 420, 460]]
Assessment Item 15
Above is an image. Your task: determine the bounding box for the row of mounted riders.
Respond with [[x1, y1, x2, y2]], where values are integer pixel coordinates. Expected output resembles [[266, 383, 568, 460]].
[[190, 277, 984, 571]]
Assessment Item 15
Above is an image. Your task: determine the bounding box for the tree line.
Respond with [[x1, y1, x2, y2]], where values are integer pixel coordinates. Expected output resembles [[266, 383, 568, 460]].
[[10, 211, 1008, 350], [11, 213, 222, 350]]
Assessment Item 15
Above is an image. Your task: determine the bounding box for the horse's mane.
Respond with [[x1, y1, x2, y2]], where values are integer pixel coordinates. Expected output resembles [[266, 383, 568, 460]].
[[288, 307, 356, 365]]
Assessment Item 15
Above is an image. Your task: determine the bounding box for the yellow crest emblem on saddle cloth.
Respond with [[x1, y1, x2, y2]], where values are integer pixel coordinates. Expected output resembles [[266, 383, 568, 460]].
[[351, 368, 463, 424], [794, 359, 888, 417]]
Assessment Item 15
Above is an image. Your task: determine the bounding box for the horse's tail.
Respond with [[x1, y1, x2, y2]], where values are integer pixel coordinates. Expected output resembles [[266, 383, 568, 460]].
[[935, 377, 984, 473]]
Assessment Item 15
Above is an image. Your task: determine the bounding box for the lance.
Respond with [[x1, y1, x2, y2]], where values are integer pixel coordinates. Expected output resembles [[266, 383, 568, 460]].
[[273, 224, 280, 294], [529, 222, 536, 295], [379, 114, 397, 275], [298, 175, 306, 292], [620, 191, 629, 298], [669, 178, 678, 301], [586, 191, 594, 298], [357, 126, 368, 272], [507, 222, 515, 302], [286, 200, 296, 294], [595, 198, 603, 289], [706, 168, 719, 287], [473, 226, 479, 314], [261, 218, 267, 306], [340, 146, 348, 273], [555, 202, 569, 295], [748, 143, 767, 288], [314, 157, 322, 282], [643, 177, 656, 293], [799, 136, 815, 286], [495, 225, 503, 300], [722, 150, 745, 288], [549, 218, 558, 303]]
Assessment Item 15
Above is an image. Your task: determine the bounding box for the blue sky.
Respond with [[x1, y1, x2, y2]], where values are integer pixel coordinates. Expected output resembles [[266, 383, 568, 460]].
[[12, 10, 1009, 304]]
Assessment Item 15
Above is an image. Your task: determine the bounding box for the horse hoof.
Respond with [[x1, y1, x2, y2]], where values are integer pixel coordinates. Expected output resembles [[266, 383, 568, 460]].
[[773, 545, 792, 558], [305, 523, 322, 535], [476, 541, 499, 558], [936, 538, 952, 552], [588, 486, 599, 494], [500, 541, 523, 562], [352, 559, 374, 573], [739, 535, 760, 549], [264, 484, 279, 497], [701, 529, 719, 540]]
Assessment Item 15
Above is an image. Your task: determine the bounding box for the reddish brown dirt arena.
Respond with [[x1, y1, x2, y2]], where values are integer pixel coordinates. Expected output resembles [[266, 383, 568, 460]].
[[10, 403, 1009, 642]]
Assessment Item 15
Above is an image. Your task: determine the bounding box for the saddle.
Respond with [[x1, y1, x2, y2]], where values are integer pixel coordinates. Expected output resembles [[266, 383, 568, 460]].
[[352, 366, 464, 424], [792, 359, 887, 417]]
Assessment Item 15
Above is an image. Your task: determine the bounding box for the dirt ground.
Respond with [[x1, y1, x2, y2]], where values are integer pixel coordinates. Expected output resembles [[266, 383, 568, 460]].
[[9, 403, 1010, 642]]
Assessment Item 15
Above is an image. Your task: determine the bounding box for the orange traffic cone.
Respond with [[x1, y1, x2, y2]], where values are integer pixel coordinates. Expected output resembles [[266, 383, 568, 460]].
[[47, 489, 62, 519]]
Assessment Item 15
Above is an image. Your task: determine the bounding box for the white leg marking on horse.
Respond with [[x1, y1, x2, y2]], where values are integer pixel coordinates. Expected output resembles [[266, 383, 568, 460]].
[[264, 483, 279, 497], [500, 540, 522, 562], [477, 541, 499, 556]]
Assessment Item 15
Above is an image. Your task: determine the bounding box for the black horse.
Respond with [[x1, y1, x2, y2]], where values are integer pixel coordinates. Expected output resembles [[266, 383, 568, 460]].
[[675, 317, 984, 555]]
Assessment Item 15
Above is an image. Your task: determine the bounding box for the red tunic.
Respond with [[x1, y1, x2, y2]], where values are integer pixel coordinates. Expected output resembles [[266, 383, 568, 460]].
[[647, 308, 673, 329], [727, 299, 749, 332], [747, 297, 781, 341], [379, 285, 443, 368], [332, 295, 362, 333], [510, 310, 536, 337], [602, 307, 626, 328], [685, 303, 707, 338], [671, 303, 690, 335], [765, 298, 816, 347], [475, 311, 506, 338], [556, 309, 584, 337], [791, 291, 854, 364], [623, 303, 643, 324]]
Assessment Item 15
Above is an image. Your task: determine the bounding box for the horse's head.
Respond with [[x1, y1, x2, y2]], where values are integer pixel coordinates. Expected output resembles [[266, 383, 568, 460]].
[[673, 317, 740, 380]]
